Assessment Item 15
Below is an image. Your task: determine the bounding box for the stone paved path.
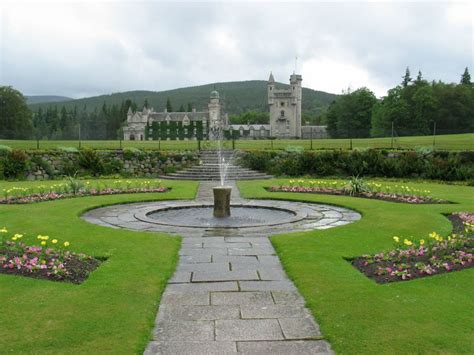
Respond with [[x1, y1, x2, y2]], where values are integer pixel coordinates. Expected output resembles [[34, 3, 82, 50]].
[[143, 182, 333, 354]]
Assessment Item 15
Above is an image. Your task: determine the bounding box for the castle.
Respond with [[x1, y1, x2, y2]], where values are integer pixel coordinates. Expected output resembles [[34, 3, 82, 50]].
[[123, 90, 228, 141], [123, 72, 326, 140]]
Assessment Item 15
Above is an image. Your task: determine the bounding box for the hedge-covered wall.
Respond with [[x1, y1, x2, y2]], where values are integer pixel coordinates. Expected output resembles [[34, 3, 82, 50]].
[[0, 149, 198, 180], [237, 150, 474, 181]]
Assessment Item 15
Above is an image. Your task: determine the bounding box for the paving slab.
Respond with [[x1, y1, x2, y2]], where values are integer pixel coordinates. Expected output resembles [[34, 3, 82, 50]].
[[237, 340, 333, 354], [166, 282, 239, 293], [215, 319, 284, 341], [157, 304, 240, 321], [278, 317, 322, 339], [240, 304, 309, 319], [240, 280, 297, 292], [211, 291, 274, 306], [153, 320, 214, 341], [160, 292, 210, 306], [144, 341, 237, 355], [192, 269, 259, 282]]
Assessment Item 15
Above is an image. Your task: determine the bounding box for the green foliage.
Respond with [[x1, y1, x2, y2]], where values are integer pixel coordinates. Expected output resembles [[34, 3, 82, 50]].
[[123, 147, 144, 160], [0, 86, 33, 139], [65, 175, 84, 195], [1, 149, 28, 179], [344, 176, 370, 196], [78, 149, 104, 176], [0, 145, 12, 156], [240, 150, 474, 181], [327, 87, 377, 138], [230, 111, 269, 124], [460, 67, 471, 85]]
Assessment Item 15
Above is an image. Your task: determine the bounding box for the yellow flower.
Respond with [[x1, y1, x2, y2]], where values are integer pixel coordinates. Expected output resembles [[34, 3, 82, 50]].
[[41, 241, 46, 246], [404, 239, 413, 246], [14, 234, 23, 239], [393, 236, 400, 243], [63, 242, 70, 247], [420, 239, 425, 245], [37, 235, 43, 240], [43, 236, 49, 240], [11, 236, 18, 241], [52, 239, 58, 244], [0, 227, 7, 233]]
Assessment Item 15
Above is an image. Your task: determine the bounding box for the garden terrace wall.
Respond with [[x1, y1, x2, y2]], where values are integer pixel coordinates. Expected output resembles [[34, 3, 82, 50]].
[[237, 150, 474, 181], [0, 150, 198, 180]]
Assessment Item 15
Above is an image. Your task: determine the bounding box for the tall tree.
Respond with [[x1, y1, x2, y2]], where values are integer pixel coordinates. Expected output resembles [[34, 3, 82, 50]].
[[187, 103, 193, 112], [143, 98, 149, 108], [166, 97, 173, 112], [0, 86, 33, 139], [402, 67, 412, 87], [178, 104, 185, 112], [460, 67, 471, 85]]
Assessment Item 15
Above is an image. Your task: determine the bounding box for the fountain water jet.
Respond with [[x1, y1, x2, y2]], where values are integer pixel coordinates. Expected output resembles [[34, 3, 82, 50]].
[[210, 105, 232, 218]]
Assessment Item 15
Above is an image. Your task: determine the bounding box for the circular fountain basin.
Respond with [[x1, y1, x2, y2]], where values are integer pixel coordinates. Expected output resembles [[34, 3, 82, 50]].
[[137, 204, 305, 228]]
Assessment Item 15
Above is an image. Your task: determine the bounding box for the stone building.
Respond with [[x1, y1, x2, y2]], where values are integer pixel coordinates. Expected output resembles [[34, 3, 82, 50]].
[[267, 72, 303, 138], [123, 90, 228, 141], [123, 72, 327, 141]]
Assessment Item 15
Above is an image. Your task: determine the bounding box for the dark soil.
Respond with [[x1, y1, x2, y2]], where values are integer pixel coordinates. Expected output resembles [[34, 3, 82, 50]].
[[349, 212, 473, 284], [350, 248, 473, 284], [0, 249, 104, 284]]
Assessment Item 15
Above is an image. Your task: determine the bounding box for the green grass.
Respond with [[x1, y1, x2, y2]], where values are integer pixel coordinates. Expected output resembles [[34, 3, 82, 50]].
[[0, 179, 198, 353], [238, 178, 474, 354], [1, 133, 473, 151]]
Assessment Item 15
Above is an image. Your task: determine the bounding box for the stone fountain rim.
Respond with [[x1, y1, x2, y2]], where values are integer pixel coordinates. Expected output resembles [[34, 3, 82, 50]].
[[134, 202, 307, 229]]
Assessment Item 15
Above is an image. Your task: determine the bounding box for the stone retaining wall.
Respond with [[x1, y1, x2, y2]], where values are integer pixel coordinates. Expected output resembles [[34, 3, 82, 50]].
[[1, 150, 198, 181]]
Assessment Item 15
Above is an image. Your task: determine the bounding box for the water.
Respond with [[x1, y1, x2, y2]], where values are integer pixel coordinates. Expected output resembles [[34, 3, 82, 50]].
[[147, 206, 296, 228]]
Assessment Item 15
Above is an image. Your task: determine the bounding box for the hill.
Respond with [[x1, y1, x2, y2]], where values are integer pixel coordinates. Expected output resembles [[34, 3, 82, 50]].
[[28, 81, 338, 117], [26, 95, 73, 105]]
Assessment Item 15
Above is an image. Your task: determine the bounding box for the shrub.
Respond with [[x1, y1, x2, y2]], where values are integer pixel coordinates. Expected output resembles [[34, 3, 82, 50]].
[[0, 145, 12, 156], [238, 149, 474, 181], [1, 150, 28, 179], [78, 149, 104, 176]]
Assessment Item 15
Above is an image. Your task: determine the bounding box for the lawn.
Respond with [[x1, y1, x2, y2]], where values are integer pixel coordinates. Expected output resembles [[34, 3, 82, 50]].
[[0, 179, 198, 353], [238, 178, 474, 354], [1, 132, 472, 151]]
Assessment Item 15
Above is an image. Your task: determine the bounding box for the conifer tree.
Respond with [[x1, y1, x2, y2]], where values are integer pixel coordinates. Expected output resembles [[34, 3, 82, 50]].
[[166, 97, 173, 112], [460, 67, 471, 85], [402, 67, 412, 87]]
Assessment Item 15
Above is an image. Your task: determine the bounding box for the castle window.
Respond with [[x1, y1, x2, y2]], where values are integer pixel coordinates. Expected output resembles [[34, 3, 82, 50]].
[[280, 110, 285, 117], [280, 102, 285, 107]]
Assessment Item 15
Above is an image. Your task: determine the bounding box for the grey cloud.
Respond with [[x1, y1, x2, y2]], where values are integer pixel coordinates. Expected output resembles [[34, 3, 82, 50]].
[[0, 1, 471, 98]]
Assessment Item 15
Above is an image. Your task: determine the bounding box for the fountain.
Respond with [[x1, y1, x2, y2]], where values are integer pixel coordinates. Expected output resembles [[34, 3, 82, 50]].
[[210, 103, 232, 218]]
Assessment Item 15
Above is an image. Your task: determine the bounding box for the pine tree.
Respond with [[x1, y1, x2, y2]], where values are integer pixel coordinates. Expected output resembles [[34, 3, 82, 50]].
[[178, 104, 185, 112], [187, 103, 193, 112], [166, 97, 173, 112], [460, 67, 471, 85], [143, 98, 149, 108], [416, 70, 423, 82], [402, 67, 412, 87]]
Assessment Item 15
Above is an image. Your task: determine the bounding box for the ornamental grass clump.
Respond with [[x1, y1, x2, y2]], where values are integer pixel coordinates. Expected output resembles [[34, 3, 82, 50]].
[[0, 228, 101, 284], [351, 216, 473, 283]]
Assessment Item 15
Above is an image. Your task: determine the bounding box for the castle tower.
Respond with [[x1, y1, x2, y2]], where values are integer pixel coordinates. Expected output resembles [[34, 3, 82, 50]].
[[268, 72, 302, 138], [208, 90, 222, 140]]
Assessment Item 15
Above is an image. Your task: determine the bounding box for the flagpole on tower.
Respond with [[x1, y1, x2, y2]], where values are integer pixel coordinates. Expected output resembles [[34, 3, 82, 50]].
[[294, 56, 298, 74]]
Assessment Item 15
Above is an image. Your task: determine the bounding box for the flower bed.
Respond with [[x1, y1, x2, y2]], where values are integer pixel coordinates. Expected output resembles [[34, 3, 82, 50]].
[[0, 229, 101, 284], [350, 213, 473, 283], [268, 179, 448, 204], [1, 179, 168, 204]]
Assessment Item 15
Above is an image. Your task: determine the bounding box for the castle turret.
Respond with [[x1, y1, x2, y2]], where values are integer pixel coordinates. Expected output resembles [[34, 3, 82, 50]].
[[267, 72, 275, 105]]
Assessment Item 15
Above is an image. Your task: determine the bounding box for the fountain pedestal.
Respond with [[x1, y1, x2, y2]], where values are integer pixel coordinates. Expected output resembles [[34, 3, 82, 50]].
[[213, 186, 232, 218]]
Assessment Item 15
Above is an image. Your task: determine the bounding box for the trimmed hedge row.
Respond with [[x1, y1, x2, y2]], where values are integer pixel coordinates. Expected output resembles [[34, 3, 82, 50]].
[[238, 150, 474, 181]]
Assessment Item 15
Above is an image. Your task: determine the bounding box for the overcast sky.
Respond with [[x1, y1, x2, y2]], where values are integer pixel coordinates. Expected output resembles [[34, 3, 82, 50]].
[[0, 0, 472, 98]]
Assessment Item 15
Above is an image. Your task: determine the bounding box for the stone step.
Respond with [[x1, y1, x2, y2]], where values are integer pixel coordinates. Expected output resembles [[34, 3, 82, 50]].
[[159, 175, 273, 181]]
